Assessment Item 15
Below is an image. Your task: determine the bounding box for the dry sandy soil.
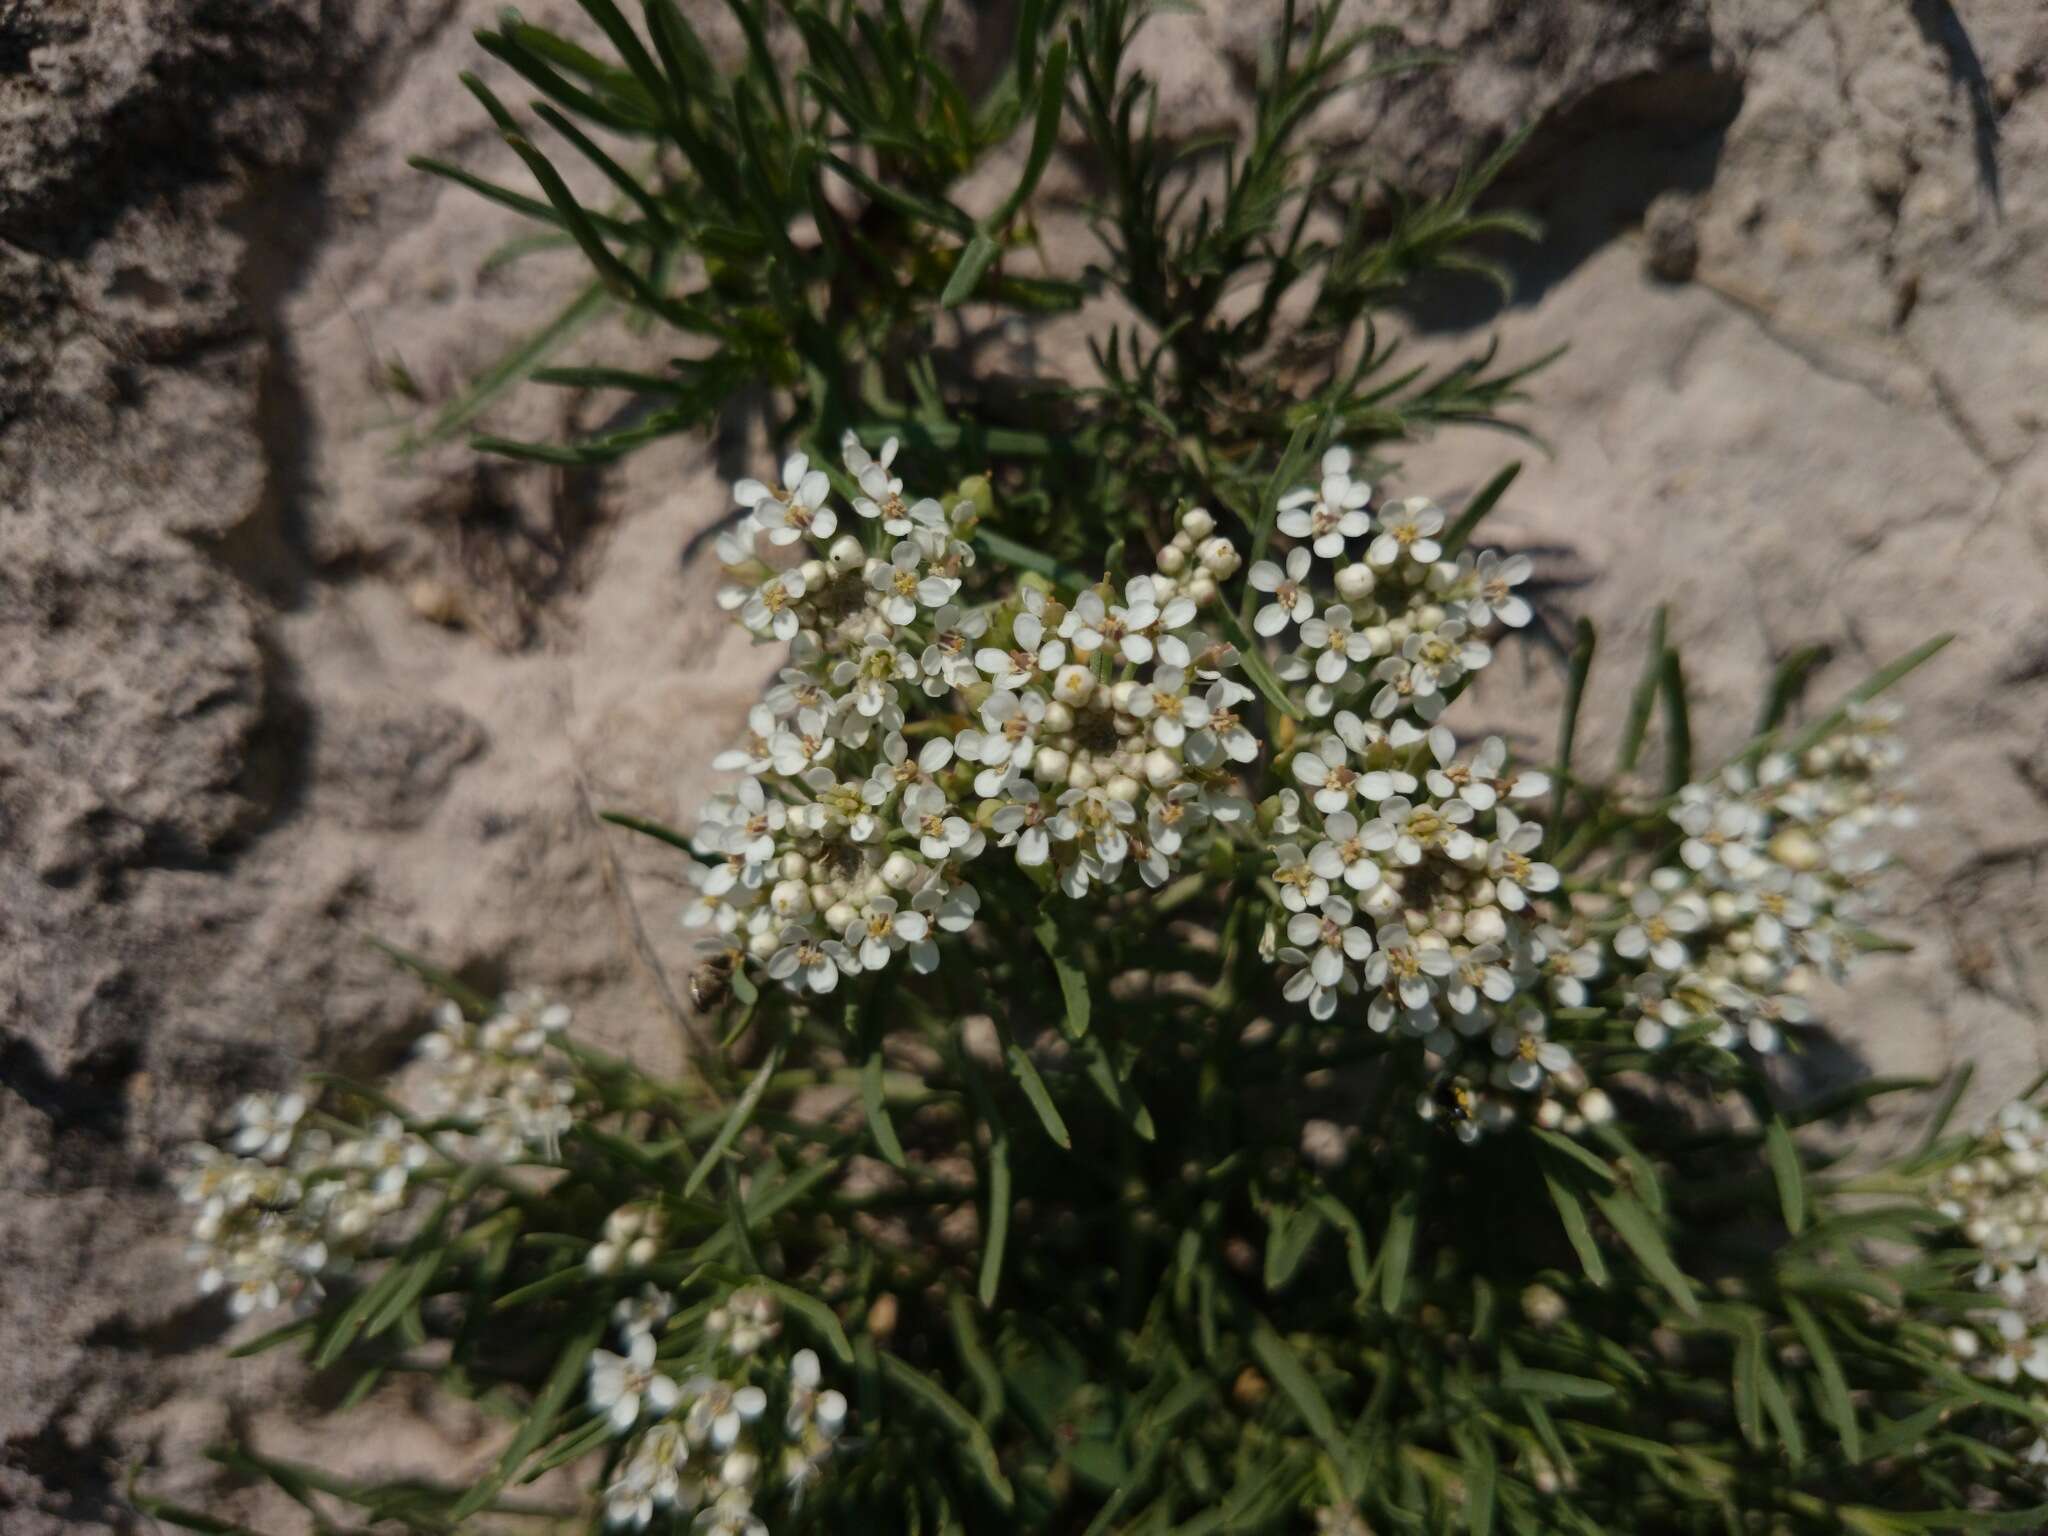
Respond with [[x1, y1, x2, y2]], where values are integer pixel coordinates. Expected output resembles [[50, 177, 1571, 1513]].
[[3, 0, 2045, 1528]]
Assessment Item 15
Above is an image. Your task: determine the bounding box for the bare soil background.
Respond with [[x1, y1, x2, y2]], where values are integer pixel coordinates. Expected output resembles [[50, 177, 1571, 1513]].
[[3, 0, 2045, 1528]]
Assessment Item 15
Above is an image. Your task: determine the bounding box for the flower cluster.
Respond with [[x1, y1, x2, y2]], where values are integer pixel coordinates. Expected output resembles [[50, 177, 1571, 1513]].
[[694, 439, 1926, 1144], [592, 1284, 849, 1532], [416, 989, 577, 1161], [179, 991, 578, 1316], [1599, 703, 1916, 1059], [177, 1090, 432, 1316], [1937, 1100, 2048, 1304]]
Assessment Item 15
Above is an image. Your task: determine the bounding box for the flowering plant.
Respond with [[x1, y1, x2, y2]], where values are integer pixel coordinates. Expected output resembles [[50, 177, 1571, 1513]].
[[143, 2, 2048, 1534]]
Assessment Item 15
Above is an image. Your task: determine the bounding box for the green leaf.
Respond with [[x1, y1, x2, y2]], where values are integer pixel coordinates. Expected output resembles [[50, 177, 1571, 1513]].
[[1548, 616, 1595, 854], [1004, 1043, 1071, 1149], [948, 1291, 1006, 1424], [1755, 642, 1834, 736], [754, 1277, 855, 1365], [862, 1048, 908, 1169], [1784, 1295, 1861, 1462], [1501, 1366, 1616, 1403], [880, 1353, 1015, 1508], [1658, 646, 1693, 794], [1591, 1190, 1699, 1316], [1379, 1191, 1418, 1313], [449, 1316, 607, 1520], [824, 152, 973, 235], [1459, 1427, 1497, 1536], [1263, 1200, 1325, 1294], [1782, 633, 1954, 758], [1308, 1192, 1373, 1302], [598, 809, 699, 854], [1035, 914, 1091, 1038], [1248, 1311, 1360, 1487], [1764, 1114, 1807, 1235], [1617, 606, 1668, 774], [993, 38, 1070, 226], [1732, 1318, 1766, 1448], [365, 936, 493, 1017], [941, 233, 1001, 309], [1541, 1169, 1609, 1287], [684, 1038, 785, 1200], [1072, 1030, 1155, 1141], [1440, 461, 1521, 557]]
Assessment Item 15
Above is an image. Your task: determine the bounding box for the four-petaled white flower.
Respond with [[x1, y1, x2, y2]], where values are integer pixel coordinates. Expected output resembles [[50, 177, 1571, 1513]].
[[1367, 496, 1444, 568], [589, 1333, 681, 1434], [1248, 547, 1315, 638], [1277, 448, 1373, 558]]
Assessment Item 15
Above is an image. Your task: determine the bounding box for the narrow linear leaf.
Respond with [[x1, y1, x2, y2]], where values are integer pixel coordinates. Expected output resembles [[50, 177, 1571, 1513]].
[[1248, 1312, 1359, 1487], [1035, 914, 1091, 1038], [1658, 647, 1693, 794], [449, 1317, 606, 1520], [879, 1353, 1015, 1508], [1542, 1170, 1609, 1287], [1004, 1043, 1071, 1149], [1380, 1192, 1418, 1314], [1592, 1190, 1699, 1316], [1764, 1114, 1808, 1235], [754, 1278, 854, 1365], [1617, 606, 1668, 774], [1782, 633, 1955, 758], [1785, 1295, 1861, 1462], [862, 1049, 907, 1169], [941, 233, 1001, 309], [685, 1039, 785, 1199], [1441, 461, 1522, 556]]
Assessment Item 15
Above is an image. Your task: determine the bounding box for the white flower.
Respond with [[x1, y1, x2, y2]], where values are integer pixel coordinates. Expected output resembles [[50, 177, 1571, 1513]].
[[867, 537, 959, 626], [1297, 604, 1376, 712], [1133, 665, 1210, 748], [1485, 809, 1559, 911], [1276, 448, 1373, 558], [1107, 575, 1196, 665], [1491, 1008, 1573, 1092], [766, 926, 858, 994], [1613, 872, 1707, 972], [1361, 794, 1475, 866], [733, 571, 800, 641], [1308, 811, 1383, 894], [1185, 680, 1259, 766], [901, 782, 975, 860], [768, 707, 836, 777], [1248, 547, 1315, 638], [844, 896, 931, 972], [682, 1376, 768, 1451], [1532, 925, 1602, 1008], [589, 1333, 681, 1434], [975, 602, 1065, 691], [917, 602, 989, 694], [1367, 496, 1444, 568], [1285, 894, 1375, 991], [1987, 1310, 2048, 1385], [614, 1283, 675, 1342], [1271, 841, 1329, 913], [1466, 549, 1534, 628], [746, 462, 835, 548], [991, 782, 1054, 868], [1365, 924, 1455, 1025], [1446, 943, 1517, 1016], [785, 1347, 849, 1439], [228, 1092, 305, 1162]]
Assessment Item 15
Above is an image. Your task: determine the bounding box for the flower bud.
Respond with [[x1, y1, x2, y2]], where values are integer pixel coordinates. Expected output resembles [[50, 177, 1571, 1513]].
[[1106, 774, 1142, 804], [1041, 700, 1074, 734], [1363, 624, 1394, 656], [1464, 905, 1507, 945], [747, 929, 780, 961], [1181, 506, 1216, 538], [823, 899, 855, 932], [770, 879, 812, 919], [1068, 758, 1099, 791], [1188, 573, 1220, 607], [1156, 542, 1188, 575], [828, 534, 864, 572], [880, 851, 921, 890], [779, 851, 809, 881], [798, 558, 827, 591], [1033, 746, 1071, 784], [1335, 562, 1376, 601], [1052, 664, 1095, 706], [1143, 748, 1180, 787]]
